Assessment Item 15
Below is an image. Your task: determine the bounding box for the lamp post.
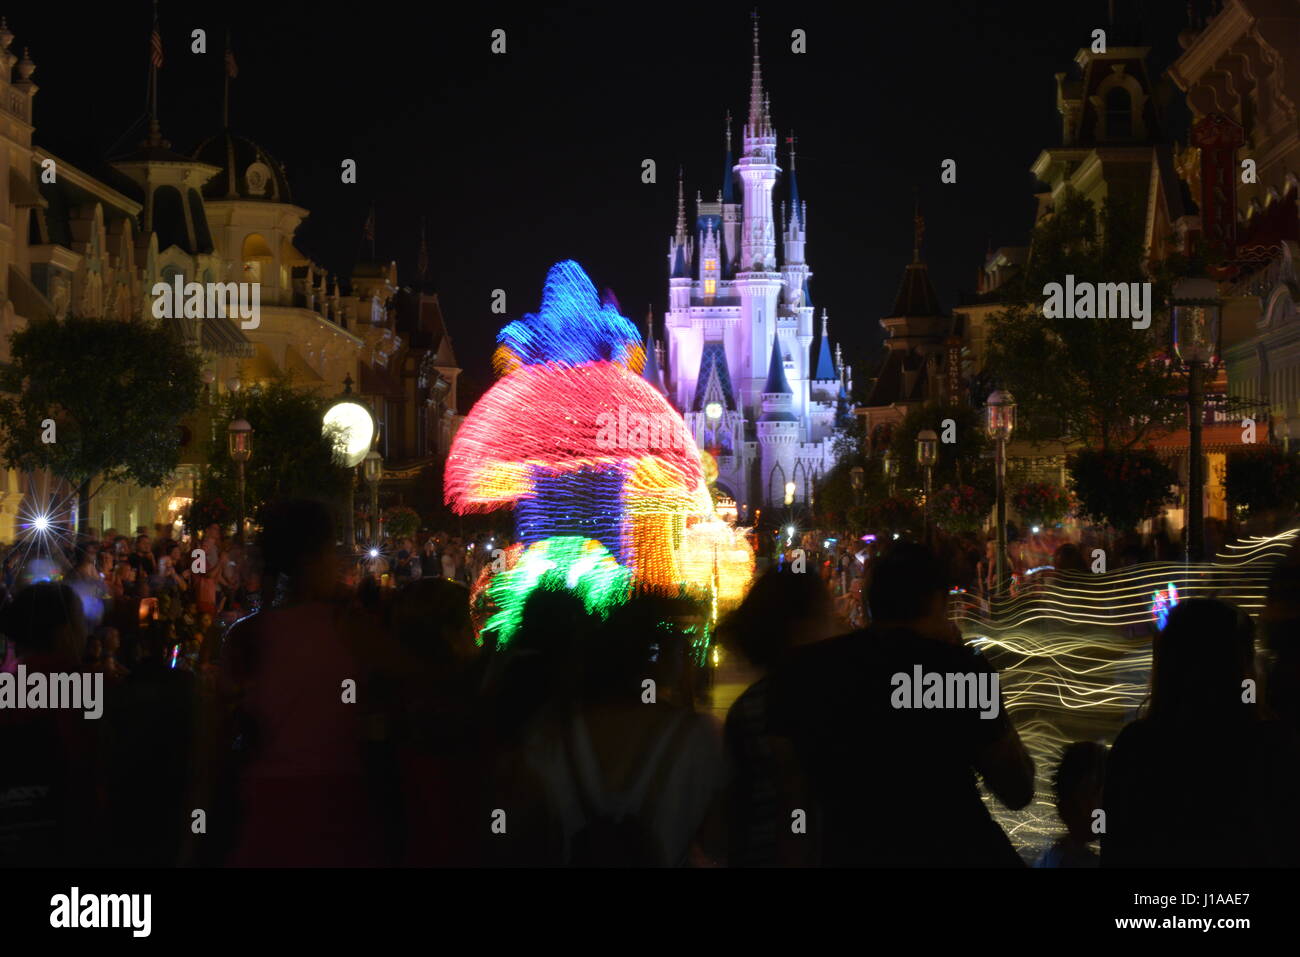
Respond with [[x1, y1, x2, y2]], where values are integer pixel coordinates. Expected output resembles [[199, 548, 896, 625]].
[[916, 429, 938, 544], [363, 449, 383, 542], [322, 374, 376, 551], [985, 390, 1017, 597], [1169, 277, 1223, 563], [882, 449, 897, 497], [705, 400, 723, 456], [227, 418, 253, 545]]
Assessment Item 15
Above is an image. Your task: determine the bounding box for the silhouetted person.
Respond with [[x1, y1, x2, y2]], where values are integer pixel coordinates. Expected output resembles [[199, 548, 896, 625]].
[[721, 567, 838, 866], [769, 542, 1034, 866], [491, 594, 727, 867], [1034, 741, 1105, 867], [1262, 558, 1300, 738], [487, 579, 591, 745], [102, 628, 196, 866], [1103, 599, 1300, 867], [383, 577, 487, 866], [0, 582, 97, 866], [216, 500, 378, 866]]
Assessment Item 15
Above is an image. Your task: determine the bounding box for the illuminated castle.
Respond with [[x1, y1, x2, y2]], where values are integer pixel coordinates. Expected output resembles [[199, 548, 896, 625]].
[[655, 16, 852, 517]]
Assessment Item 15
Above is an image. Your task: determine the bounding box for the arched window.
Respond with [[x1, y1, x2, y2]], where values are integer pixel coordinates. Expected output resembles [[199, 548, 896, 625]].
[[188, 190, 213, 252], [152, 186, 188, 252], [768, 464, 787, 506], [1105, 88, 1132, 139]]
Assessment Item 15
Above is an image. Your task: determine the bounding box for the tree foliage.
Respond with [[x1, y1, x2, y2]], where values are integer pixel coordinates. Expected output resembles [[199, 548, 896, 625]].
[[200, 377, 351, 524], [1067, 448, 1178, 533], [0, 316, 202, 524], [1225, 447, 1300, 515], [890, 400, 994, 499], [984, 188, 1186, 450]]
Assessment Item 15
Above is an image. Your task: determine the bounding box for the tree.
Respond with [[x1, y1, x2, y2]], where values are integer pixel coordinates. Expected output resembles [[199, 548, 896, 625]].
[[200, 377, 351, 527], [984, 188, 1185, 450], [1225, 447, 1300, 520], [1067, 448, 1178, 534], [890, 400, 994, 500], [0, 316, 202, 533]]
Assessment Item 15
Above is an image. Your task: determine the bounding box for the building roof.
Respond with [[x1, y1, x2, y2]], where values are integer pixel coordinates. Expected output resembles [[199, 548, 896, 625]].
[[191, 130, 292, 203], [813, 325, 835, 380], [886, 261, 945, 318], [163, 315, 255, 358], [865, 348, 931, 407], [762, 333, 792, 394]]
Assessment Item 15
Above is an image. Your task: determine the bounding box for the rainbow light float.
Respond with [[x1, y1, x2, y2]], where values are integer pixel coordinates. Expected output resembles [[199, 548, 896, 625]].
[[446, 260, 754, 646]]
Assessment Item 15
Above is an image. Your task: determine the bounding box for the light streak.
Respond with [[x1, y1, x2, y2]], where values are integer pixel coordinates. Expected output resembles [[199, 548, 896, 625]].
[[956, 530, 1296, 860]]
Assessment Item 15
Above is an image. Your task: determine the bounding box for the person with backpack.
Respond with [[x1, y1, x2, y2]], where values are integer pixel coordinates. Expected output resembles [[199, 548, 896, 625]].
[[495, 593, 727, 866]]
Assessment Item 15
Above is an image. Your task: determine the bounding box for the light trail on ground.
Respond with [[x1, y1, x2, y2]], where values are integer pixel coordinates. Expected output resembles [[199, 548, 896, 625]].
[[953, 529, 1296, 861]]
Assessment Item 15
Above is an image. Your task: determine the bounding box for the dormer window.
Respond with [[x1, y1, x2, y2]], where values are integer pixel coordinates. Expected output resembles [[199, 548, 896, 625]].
[[1105, 87, 1132, 139]]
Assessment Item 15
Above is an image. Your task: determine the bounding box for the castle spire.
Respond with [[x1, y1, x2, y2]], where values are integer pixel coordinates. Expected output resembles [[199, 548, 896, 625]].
[[746, 9, 766, 138], [721, 110, 735, 203], [912, 193, 925, 264], [786, 132, 801, 226], [675, 167, 687, 242], [814, 308, 836, 381], [417, 216, 429, 282]]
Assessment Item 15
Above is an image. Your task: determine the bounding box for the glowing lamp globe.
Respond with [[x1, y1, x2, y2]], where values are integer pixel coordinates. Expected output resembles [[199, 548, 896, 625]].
[[323, 400, 375, 468], [916, 429, 939, 468], [1169, 277, 1222, 367], [705, 401, 723, 421], [984, 390, 1016, 442]]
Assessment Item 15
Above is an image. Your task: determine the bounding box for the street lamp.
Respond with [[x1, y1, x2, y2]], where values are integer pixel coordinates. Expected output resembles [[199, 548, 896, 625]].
[[1170, 277, 1222, 563], [882, 448, 897, 496], [363, 449, 383, 542], [985, 390, 1017, 597], [916, 429, 938, 543], [323, 374, 376, 550], [227, 418, 253, 545]]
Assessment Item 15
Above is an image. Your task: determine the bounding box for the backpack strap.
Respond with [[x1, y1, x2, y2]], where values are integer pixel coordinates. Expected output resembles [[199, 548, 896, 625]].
[[562, 709, 696, 820]]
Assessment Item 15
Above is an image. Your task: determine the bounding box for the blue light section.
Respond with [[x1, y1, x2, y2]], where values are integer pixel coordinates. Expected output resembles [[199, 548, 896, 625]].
[[498, 260, 642, 367]]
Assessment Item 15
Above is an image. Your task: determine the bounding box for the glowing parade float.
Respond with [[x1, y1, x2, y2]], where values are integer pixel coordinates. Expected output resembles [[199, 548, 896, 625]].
[[445, 260, 754, 649]]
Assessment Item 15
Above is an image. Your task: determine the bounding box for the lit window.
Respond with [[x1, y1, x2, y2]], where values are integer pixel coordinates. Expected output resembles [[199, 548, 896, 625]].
[[704, 279, 716, 296]]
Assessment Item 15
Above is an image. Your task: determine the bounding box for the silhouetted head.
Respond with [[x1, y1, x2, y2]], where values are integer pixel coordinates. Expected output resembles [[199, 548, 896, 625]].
[[514, 576, 593, 661], [867, 543, 950, 639], [388, 577, 477, 671], [582, 594, 691, 702], [719, 566, 835, 670], [1053, 741, 1107, 842], [1263, 558, 1300, 657], [1053, 542, 1086, 572], [1149, 598, 1255, 723], [258, 499, 337, 599], [0, 581, 87, 663]]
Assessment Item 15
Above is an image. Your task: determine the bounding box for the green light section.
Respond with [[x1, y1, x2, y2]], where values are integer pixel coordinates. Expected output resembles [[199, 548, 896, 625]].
[[484, 536, 632, 646]]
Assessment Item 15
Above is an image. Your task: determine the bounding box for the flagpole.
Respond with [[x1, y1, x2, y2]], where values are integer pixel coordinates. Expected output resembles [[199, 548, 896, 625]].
[[223, 30, 231, 129]]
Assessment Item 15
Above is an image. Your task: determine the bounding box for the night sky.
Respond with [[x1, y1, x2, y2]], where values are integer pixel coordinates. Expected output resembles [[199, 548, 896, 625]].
[[22, 0, 1190, 402]]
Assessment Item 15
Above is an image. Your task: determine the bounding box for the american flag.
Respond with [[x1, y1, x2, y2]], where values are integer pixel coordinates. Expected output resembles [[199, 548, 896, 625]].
[[150, 13, 163, 68]]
